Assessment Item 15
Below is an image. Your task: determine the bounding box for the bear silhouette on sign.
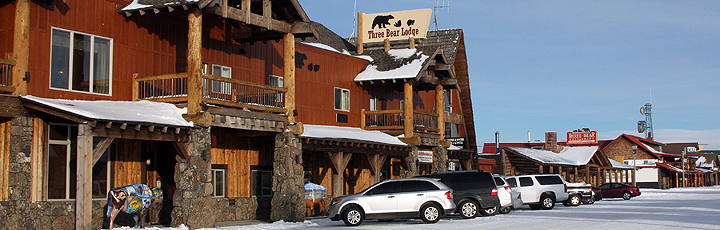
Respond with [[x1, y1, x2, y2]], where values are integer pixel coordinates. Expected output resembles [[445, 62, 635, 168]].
[[407, 19, 416, 26], [394, 20, 402, 27], [372, 15, 394, 29]]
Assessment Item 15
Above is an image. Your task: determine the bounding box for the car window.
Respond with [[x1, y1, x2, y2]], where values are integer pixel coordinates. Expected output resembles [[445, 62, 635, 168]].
[[612, 184, 621, 188], [494, 177, 506, 186], [599, 184, 611, 189], [415, 181, 440, 191], [519, 177, 534, 187], [365, 181, 397, 195], [535, 175, 564, 185], [506, 178, 518, 187]]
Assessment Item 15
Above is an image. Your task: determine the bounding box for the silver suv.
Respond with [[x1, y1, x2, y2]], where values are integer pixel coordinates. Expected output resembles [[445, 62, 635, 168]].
[[328, 178, 456, 226], [504, 174, 569, 210]]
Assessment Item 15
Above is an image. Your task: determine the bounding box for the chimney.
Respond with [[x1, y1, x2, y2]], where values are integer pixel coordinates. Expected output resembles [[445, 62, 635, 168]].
[[544, 132, 561, 153]]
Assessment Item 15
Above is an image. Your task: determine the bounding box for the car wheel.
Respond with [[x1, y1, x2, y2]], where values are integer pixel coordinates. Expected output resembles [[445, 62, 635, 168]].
[[341, 206, 364, 226], [480, 205, 499, 216], [499, 206, 512, 214], [540, 194, 555, 210], [622, 192, 632, 200], [420, 203, 441, 223], [458, 200, 478, 219], [569, 194, 581, 206], [529, 204, 541, 210]]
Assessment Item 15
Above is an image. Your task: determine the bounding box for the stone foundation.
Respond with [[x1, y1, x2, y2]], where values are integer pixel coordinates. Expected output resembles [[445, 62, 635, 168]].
[[400, 146, 419, 178], [432, 146, 449, 173], [171, 127, 215, 228]]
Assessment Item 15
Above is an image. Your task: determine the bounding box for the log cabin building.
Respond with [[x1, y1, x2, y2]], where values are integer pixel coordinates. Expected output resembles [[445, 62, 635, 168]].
[[0, 0, 479, 229]]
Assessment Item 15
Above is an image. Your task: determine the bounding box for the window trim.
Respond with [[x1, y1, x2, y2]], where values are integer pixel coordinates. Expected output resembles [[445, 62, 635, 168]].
[[49, 27, 113, 96], [334, 87, 350, 112], [211, 168, 226, 197], [46, 123, 112, 201], [211, 64, 232, 94]]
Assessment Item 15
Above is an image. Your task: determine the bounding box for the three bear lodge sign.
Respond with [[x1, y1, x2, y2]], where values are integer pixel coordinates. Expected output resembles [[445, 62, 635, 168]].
[[567, 131, 598, 144], [360, 9, 433, 43]]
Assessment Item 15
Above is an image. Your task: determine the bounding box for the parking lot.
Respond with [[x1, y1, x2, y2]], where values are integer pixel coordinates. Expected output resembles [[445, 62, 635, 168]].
[[205, 186, 720, 230]]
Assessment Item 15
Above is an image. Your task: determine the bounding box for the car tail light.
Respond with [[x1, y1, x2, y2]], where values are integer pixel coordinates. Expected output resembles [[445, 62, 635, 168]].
[[445, 191, 453, 200], [504, 186, 512, 193], [491, 188, 498, 196], [564, 184, 567, 193]]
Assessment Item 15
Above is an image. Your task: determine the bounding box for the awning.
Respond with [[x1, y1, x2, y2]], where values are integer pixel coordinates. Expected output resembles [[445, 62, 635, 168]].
[[655, 162, 685, 173]]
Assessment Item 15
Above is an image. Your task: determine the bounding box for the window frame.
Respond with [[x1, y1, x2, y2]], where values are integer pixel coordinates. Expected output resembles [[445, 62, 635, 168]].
[[46, 123, 112, 201], [251, 169, 273, 197], [210, 64, 232, 95], [211, 167, 226, 197], [49, 27, 113, 95], [334, 87, 350, 112]]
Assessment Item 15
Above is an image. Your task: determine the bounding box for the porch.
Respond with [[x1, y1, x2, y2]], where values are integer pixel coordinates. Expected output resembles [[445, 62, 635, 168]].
[[0, 58, 15, 94]]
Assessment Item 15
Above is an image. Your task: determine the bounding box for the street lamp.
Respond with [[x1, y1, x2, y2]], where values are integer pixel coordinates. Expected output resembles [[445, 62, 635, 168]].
[[631, 143, 637, 186]]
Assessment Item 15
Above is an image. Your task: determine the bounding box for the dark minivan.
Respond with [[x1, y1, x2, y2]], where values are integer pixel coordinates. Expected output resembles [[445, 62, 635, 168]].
[[418, 170, 500, 219]]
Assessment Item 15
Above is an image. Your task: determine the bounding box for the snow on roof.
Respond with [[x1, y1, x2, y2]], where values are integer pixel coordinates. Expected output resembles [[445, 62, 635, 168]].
[[640, 142, 677, 157], [119, 0, 201, 11], [22, 95, 193, 127], [301, 124, 407, 146], [608, 158, 634, 169], [506, 146, 599, 166], [354, 53, 429, 81], [388, 48, 418, 59]]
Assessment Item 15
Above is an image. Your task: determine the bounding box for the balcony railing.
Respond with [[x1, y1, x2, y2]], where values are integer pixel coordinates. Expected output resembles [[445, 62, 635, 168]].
[[362, 109, 439, 133], [0, 58, 16, 93], [134, 73, 287, 113]]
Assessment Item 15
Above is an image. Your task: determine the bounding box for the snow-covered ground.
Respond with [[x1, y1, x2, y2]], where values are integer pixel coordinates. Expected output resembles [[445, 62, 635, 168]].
[[134, 186, 720, 230]]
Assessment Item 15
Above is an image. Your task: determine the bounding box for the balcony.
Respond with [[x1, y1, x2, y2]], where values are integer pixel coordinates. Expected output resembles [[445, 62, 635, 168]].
[[0, 58, 16, 94], [133, 72, 287, 114], [361, 109, 440, 134]]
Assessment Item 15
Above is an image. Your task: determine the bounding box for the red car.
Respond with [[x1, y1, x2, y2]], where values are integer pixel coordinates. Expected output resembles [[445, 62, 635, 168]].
[[597, 183, 641, 200]]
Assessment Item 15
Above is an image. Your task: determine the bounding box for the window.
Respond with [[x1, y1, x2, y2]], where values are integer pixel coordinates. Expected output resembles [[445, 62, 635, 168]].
[[506, 178, 518, 187], [365, 181, 396, 195], [251, 170, 272, 197], [536, 175, 564, 185], [334, 87, 349, 111], [50, 28, 112, 95], [47, 124, 111, 200], [211, 168, 226, 197], [268, 75, 284, 103], [369, 96, 378, 111], [519, 177, 534, 187], [445, 123, 459, 138], [211, 64, 232, 94], [444, 90, 452, 113]]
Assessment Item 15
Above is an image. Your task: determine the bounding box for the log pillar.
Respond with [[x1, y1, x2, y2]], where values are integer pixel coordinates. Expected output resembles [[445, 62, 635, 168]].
[[366, 154, 387, 184], [284, 33, 296, 123], [328, 152, 352, 197], [75, 123, 92, 230], [187, 8, 203, 115], [403, 82, 414, 138], [12, 0, 30, 96], [435, 84, 445, 139]]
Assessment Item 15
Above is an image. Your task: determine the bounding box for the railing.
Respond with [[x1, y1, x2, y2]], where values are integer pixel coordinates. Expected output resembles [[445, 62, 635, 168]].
[[362, 109, 439, 133], [0, 58, 16, 93], [134, 73, 287, 113]]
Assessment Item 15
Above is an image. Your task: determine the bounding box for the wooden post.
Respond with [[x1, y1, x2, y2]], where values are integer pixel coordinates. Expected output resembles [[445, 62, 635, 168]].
[[586, 167, 591, 183], [357, 12, 364, 54], [132, 73, 140, 101], [187, 8, 203, 115], [366, 154, 387, 184], [539, 165, 544, 174], [360, 109, 366, 130], [30, 118, 45, 202], [12, 0, 30, 96], [596, 168, 601, 186], [384, 38, 392, 52], [403, 82, 413, 138], [409, 37, 416, 49], [549, 166, 554, 174], [75, 123, 93, 230], [284, 33, 296, 123], [328, 152, 352, 196], [573, 167, 578, 183], [435, 85, 444, 139]]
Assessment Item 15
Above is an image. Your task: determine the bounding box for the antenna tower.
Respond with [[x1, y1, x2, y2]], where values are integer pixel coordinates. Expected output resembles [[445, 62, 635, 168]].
[[432, 1, 450, 31], [639, 103, 653, 139]]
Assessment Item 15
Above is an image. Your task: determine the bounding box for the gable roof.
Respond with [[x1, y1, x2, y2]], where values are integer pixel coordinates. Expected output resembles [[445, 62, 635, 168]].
[[604, 134, 678, 158], [504, 146, 601, 166]]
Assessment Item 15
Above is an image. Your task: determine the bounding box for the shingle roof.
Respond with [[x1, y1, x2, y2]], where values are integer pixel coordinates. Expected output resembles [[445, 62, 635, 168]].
[[297, 22, 356, 54]]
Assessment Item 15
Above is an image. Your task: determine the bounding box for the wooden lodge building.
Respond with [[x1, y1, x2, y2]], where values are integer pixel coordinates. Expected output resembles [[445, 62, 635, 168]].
[[0, 0, 478, 229], [482, 132, 719, 189]]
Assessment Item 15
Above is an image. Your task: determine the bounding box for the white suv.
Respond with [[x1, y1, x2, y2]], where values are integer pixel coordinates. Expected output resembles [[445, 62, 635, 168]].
[[504, 174, 569, 210], [328, 178, 456, 226]]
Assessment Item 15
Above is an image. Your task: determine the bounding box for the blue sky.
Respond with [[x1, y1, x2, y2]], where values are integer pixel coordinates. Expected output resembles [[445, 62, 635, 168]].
[[299, 0, 720, 150]]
